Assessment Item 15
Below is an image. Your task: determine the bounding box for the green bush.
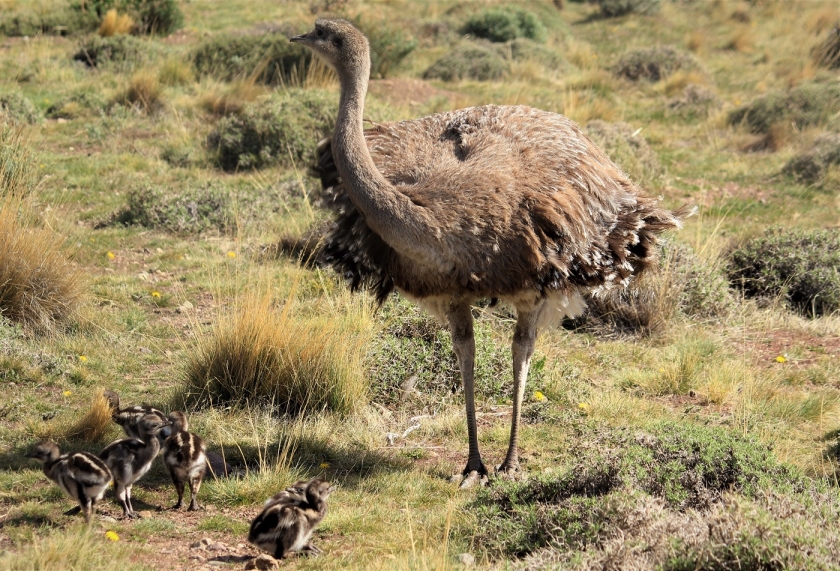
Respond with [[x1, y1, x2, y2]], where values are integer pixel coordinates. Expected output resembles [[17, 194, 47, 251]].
[[206, 89, 337, 171], [462, 6, 546, 43], [355, 19, 418, 78], [783, 133, 840, 183], [45, 90, 108, 119], [506, 38, 566, 69], [193, 32, 311, 85], [728, 227, 840, 316], [614, 45, 697, 81], [366, 298, 525, 406], [464, 422, 806, 560], [423, 41, 508, 82], [728, 81, 840, 134], [0, 5, 98, 36], [0, 92, 41, 125], [583, 120, 663, 185], [71, 0, 183, 35], [73, 34, 162, 69], [598, 0, 661, 17]]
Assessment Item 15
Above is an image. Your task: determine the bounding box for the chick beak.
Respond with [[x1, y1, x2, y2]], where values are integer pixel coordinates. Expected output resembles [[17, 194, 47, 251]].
[[290, 34, 306, 44]]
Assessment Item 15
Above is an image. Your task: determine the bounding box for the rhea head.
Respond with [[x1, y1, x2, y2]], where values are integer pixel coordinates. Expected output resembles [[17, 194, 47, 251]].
[[290, 19, 369, 78]]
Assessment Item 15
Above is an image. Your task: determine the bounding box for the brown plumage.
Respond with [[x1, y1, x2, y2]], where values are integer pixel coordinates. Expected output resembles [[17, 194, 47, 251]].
[[162, 411, 207, 511], [291, 20, 691, 487], [248, 478, 335, 559], [103, 389, 170, 445], [25, 441, 113, 523]]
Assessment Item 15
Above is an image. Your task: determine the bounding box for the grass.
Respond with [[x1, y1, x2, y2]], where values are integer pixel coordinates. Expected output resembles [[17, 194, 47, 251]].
[[1, 0, 840, 568]]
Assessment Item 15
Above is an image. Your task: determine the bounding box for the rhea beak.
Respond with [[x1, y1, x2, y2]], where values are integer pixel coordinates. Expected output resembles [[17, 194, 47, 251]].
[[290, 34, 307, 44]]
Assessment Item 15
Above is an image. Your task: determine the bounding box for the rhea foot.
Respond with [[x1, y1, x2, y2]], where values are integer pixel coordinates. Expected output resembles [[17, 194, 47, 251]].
[[496, 460, 522, 481], [456, 462, 489, 489]]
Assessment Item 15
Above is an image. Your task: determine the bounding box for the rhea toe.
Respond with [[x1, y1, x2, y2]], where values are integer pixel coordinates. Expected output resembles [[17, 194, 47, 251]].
[[26, 441, 113, 523], [99, 413, 170, 519], [249, 478, 335, 559], [162, 411, 207, 511]]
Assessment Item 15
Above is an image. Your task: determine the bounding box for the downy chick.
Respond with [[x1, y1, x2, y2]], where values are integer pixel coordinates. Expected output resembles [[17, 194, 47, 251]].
[[103, 389, 170, 444], [26, 441, 113, 523], [248, 478, 335, 559], [162, 411, 207, 511], [262, 480, 308, 508], [99, 413, 169, 518]]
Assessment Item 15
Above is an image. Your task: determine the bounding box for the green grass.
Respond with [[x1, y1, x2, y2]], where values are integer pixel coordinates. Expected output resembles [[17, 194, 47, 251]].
[[1, 0, 840, 568]]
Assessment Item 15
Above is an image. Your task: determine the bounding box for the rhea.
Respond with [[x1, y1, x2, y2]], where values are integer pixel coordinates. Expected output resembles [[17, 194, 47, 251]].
[[103, 389, 169, 444], [99, 413, 169, 518], [26, 441, 113, 523], [162, 411, 207, 511], [291, 20, 689, 487], [248, 478, 335, 559]]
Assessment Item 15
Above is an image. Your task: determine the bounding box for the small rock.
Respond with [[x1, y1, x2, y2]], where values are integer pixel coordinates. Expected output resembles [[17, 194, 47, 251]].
[[207, 541, 227, 552], [100, 515, 117, 523], [189, 554, 205, 562], [245, 554, 279, 570], [137, 510, 153, 518], [139, 347, 152, 354], [458, 553, 475, 567], [237, 543, 246, 549]]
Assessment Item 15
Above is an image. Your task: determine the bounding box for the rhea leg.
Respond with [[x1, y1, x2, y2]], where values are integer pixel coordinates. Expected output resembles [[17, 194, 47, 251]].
[[498, 303, 542, 475], [169, 470, 185, 510], [187, 475, 202, 511], [447, 301, 487, 488]]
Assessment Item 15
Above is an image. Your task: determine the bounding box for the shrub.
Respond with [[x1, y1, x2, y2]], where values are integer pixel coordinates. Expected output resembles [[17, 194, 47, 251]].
[[366, 298, 522, 406], [614, 45, 698, 81], [813, 23, 840, 69], [727, 81, 840, 134], [73, 34, 161, 69], [0, 92, 41, 125], [583, 120, 663, 185], [464, 421, 805, 561], [45, 90, 108, 119], [193, 32, 311, 85], [206, 88, 337, 171], [783, 133, 840, 183], [506, 38, 566, 69], [117, 69, 163, 113], [462, 6, 547, 43], [355, 19, 418, 78], [179, 293, 371, 415], [598, 0, 661, 17], [667, 83, 719, 119], [0, 4, 98, 37], [728, 228, 840, 317], [423, 41, 508, 82], [73, 0, 183, 35]]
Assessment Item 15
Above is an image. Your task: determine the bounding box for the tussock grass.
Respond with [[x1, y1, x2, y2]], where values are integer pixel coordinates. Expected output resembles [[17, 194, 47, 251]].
[[179, 290, 372, 415], [119, 69, 164, 113], [98, 8, 134, 36], [58, 391, 115, 443], [198, 79, 265, 116], [157, 57, 193, 86], [0, 124, 38, 199]]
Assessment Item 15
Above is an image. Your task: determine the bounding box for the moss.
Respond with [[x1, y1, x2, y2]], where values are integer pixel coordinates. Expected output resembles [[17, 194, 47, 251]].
[[728, 80, 840, 134], [206, 89, 336, 172], [462, 6, 547, 43], [614, 45, 698, 81], [728, 227, 840, 317], [423, 41, 508, 82], [192, 31, 311, 85]]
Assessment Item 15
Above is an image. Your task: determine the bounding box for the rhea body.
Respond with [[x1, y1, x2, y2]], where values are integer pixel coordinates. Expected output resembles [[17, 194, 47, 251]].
[[248, 478, 335, 559], [103, 389, 170, 444], [162, 411, 207, 511], [291, 20, 688, 487], [99, 413, 169, 518], [26, 441, 113, 523]]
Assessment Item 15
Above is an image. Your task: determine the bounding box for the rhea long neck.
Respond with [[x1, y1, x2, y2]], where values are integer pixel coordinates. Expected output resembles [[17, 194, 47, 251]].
[[332, 51, 446, 271]]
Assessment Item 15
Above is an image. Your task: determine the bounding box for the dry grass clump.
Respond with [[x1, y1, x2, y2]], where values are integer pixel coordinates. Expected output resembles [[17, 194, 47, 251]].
[[119, 69, 164, 113], [667, 83, 719, 119], [614, 46, 699, 82], [98, 8, 134, 36], [57, 391, 114, 443], [179, 292, 372, 416], [198, 79, 265, 116], [0, 124, 38, 199], [158, 57, 194, 86], [583, 119, 663, 185], [813, 23, 840, 69]]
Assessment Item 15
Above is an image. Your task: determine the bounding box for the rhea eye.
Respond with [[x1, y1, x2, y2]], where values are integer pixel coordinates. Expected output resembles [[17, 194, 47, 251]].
[[316, 28, 324, 37]]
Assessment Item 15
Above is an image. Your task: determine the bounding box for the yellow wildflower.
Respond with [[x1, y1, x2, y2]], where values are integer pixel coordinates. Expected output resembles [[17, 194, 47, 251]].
[[63, 390, 72, 397], [226, 251, 236, 258], [578, 402, 590, 413], [533, 391, 546, 402], [151, 291, 161, 299], [105, 530, 119, 542], [775, 355, 787, 363], [659, 368, 665, 373], [78, 355, 87, 363], [106, 251, 115, 260], [319, 462, 330, 469]]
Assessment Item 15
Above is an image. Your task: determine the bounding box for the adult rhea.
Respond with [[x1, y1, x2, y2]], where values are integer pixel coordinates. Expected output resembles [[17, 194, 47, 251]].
[[291, 19, 689, 487]]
